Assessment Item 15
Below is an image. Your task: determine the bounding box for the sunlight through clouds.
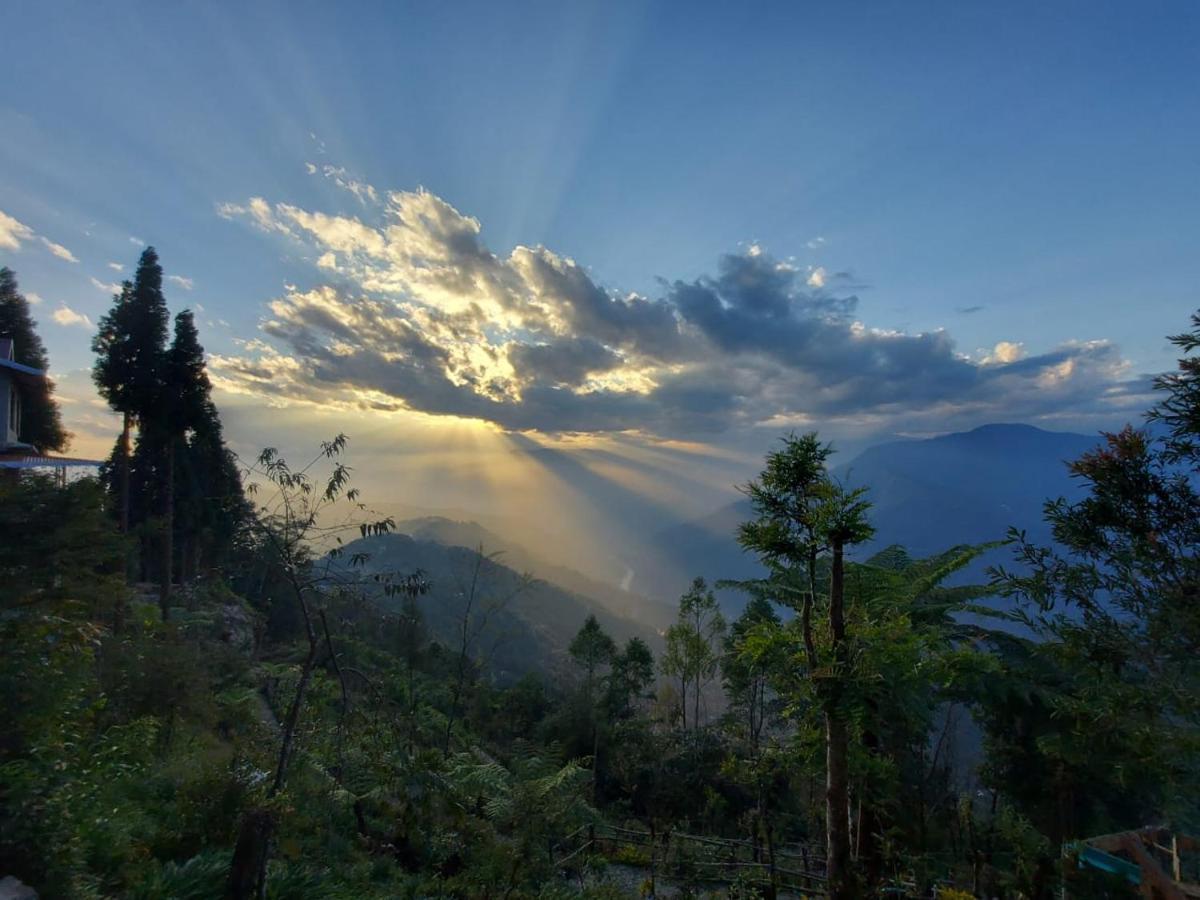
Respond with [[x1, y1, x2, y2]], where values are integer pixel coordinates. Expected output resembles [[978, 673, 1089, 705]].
[[212, 180, 1146, 440]]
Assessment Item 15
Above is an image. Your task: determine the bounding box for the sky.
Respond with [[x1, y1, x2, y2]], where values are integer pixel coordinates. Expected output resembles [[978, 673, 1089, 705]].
[[2, 1, 1198, 577]]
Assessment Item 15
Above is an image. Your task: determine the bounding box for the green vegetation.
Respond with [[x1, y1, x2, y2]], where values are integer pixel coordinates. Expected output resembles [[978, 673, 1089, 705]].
[[1, 276, 1198, 898]]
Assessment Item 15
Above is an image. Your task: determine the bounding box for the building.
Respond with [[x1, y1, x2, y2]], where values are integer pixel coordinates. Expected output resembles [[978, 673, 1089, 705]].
[[0, 337, 102, 478]]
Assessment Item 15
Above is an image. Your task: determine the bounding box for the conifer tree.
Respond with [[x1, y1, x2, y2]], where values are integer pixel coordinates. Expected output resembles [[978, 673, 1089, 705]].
[[157, 309, 209, 608], [0, 267, 68, 451], [178, 399, 248, 577], [92, 248, 169, 532]]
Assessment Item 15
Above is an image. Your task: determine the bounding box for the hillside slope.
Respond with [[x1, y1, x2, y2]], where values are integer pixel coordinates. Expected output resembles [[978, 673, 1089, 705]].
[[344, 532, 664, 681]]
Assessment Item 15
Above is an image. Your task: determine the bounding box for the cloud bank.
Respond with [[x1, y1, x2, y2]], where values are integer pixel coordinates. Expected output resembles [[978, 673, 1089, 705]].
[[213, 185, 1143, 439]]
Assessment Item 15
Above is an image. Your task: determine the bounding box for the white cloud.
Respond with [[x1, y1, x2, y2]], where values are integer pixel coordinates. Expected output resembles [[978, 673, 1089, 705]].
[[90, 276, 121, 294], [26, 292, 44, 306], [167, 274, 194, 290], [806, 236, 827, 250], [983, 341, 1025, 364], [39, 236, 78, 263], [107, 262, 124, 271], [316, 164, 378, 204], [129, 236, 144, 245], [806, 266, 827, 288], [0, 210, 34, 250], [52, 305, 92, 329], [0, 210, 77, 262]]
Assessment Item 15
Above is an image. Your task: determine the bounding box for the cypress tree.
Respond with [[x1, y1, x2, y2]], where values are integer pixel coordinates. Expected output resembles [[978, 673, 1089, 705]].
[[179, 399, 248, 577], [158, 309, 209, 609], [0, 267, 68, 451], [93, 249, 169, 533]]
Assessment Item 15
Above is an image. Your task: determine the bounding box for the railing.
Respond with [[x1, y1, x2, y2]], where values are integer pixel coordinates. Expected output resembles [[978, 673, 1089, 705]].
[[554, 822, 827, 895]]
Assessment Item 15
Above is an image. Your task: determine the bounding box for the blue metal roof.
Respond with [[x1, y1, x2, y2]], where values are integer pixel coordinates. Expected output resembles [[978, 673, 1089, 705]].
[[0, 357, 46, 377]]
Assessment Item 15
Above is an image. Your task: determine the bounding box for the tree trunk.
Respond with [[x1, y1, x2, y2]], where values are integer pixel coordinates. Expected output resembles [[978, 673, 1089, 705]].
[[160, 436, 174, 618], [825, 538, 856, 900], [226, 808, 273, 900], [825, 708, 853, 899], [119, 411, 131, 534]]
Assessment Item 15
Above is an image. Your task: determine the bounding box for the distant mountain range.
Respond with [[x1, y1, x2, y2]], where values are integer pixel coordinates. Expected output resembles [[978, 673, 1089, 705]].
[[348, 424, 1107, 653], [631, 423, 1101, 609]]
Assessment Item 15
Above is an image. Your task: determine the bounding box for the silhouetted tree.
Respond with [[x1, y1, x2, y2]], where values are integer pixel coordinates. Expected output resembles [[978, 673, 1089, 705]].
[[155, 309, 209, 609], [0, 268, 67, 451], [93, 248, 169, 533]]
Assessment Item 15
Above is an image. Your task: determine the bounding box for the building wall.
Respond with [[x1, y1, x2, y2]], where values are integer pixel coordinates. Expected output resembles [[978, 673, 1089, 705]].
[[0, 370, 16, 446]]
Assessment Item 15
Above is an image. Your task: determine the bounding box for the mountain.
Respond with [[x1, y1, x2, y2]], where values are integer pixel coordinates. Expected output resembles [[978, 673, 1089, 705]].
[[633, 423, 1101, 609], [342, 532, 664, 682], [394, 516, 675, 633]]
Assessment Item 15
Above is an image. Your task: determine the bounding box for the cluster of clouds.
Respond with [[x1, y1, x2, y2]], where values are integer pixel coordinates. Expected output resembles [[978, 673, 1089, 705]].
[[0, 208, 78, 264], [212, 182, 1142, 438]]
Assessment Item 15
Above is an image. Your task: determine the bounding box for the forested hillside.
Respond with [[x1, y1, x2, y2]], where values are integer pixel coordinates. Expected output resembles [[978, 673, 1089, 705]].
[[2, 254, 1199, 899]]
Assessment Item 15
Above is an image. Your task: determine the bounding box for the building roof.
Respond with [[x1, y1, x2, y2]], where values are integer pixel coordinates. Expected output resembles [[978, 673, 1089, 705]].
[[0, 452, 103, 469], [0, 356, 46, 378]]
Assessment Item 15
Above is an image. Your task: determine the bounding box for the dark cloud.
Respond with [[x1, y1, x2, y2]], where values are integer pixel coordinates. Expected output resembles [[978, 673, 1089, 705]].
[[508, 337, 623, 387]]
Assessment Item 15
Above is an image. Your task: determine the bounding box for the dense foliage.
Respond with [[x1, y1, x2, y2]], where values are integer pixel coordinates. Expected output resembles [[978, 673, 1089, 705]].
[[1, 305, 1198, 898]]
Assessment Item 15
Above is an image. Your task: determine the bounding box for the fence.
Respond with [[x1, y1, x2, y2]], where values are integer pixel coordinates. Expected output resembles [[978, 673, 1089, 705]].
[[554, 822, 828, 895]]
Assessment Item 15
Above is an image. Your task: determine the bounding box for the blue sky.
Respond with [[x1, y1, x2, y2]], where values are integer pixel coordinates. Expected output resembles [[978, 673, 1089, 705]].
[[2, 1, 1198, 532]]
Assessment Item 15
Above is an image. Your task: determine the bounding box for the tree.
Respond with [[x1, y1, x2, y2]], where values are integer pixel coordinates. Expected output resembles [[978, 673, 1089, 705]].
[[156, 309, 210, 609], [605, 636, 655, 721], [569, 614, 617, 710], [660, 577, 726, 730], [737, 433, 873, 900], [93, 248, 169, 533], [0, 267, 67, 451], [722, 595, 780, 754], [993, 309, 1200, 842], [569, 614, 617, 800], [175, 398, 249, 578], [227, 435, 423, 898]]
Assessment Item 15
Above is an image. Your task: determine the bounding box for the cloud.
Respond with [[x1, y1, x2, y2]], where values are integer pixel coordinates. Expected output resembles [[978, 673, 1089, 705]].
[[39, 236, 78, 263], [806, 236, 827, 249], [0, 210, 34, 250], [167, 274, 194, 290], [107, 262, 124, 271], [983, 341, 1024, 364], [52, 305, 92, 329], [212, 184, 1145, 438], [0, 209, 77, 262], [90, 276, 121, 294], [957, 304, 984, 314], [129, 236, 144, 245], [308, 163, 379, 204], [26, 292, 44, 306]]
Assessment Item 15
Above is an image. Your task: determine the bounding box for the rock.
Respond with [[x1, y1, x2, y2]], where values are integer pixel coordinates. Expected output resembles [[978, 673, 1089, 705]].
[[0, 876, 38, 900], [218, 602, 256, 656]]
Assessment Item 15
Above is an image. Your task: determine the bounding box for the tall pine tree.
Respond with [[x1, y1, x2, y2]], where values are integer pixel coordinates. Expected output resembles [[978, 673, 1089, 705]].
[[157, 309, 210, 608], [92, 248, 169, 533], [0, 267, 68, 451]]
